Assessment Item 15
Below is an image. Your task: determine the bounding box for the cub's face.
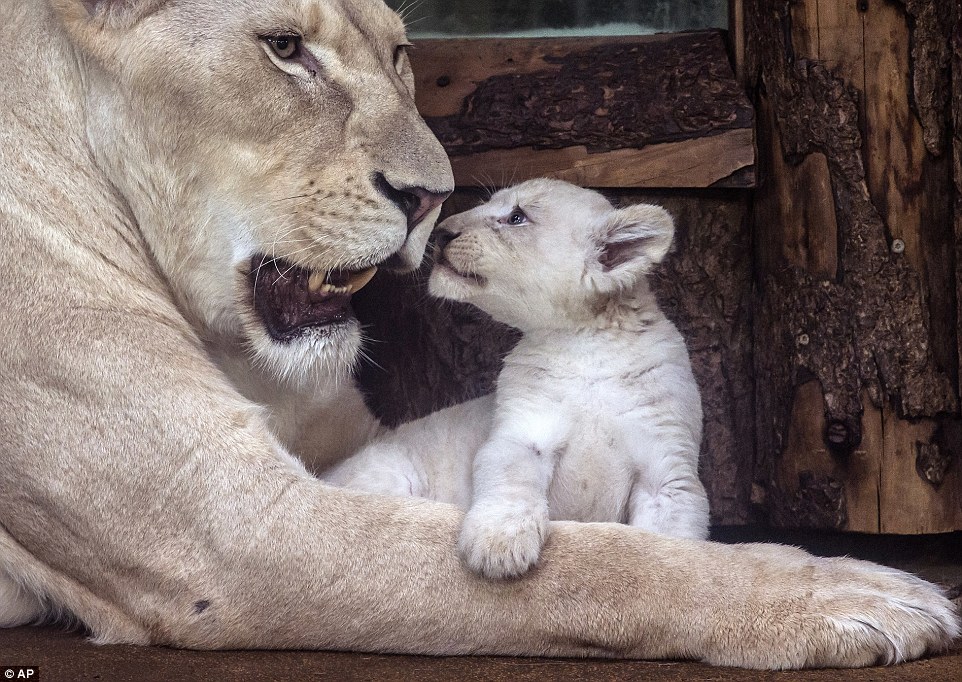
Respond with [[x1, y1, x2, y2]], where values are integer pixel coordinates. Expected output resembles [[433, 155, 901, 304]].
[[429, 179, 674, 331], [58, 0, 454, 382]]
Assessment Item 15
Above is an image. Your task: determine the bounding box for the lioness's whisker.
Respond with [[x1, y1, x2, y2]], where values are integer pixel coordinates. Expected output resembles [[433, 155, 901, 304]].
[[271, 192, 315, 204], [394, 0, 427, 24]]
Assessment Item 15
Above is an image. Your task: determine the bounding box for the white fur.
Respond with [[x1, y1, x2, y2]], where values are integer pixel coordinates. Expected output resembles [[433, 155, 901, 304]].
[[325, 179, 709, 578], [0, 569, 44, 628]]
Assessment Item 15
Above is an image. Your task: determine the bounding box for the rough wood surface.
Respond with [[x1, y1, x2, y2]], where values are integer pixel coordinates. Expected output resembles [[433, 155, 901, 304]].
[[955, 0, 962, 391], [748, 0, 961, 532], [409, 32, 755, 188], [446, 129, 755, 189], [354, 191, 755, 525], [896, 0, 952, 156], [730, 0, 746, 83]]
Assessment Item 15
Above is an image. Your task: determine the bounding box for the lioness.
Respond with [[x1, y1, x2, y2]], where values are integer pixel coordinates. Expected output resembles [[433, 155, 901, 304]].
[[0, 0, 957, 669], [326, 180, 710, 579]]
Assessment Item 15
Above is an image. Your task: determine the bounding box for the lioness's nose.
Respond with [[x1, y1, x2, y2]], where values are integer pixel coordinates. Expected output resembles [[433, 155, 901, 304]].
[[374, 173, 452, 233]]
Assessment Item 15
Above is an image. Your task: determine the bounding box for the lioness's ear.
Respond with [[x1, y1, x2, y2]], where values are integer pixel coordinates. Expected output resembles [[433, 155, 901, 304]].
[[591, 204, 674, 291]]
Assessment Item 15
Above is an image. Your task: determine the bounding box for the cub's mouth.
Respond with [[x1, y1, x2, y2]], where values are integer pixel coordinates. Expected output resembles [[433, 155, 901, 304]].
[[434, 249, 487, 287], [248, 255, 378, 342]]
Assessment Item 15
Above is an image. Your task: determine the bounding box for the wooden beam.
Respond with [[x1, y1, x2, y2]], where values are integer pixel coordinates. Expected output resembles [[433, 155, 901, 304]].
[[730, 0, 746, 84], [409, 31, 755, 189], [446, 128, 754, 189]]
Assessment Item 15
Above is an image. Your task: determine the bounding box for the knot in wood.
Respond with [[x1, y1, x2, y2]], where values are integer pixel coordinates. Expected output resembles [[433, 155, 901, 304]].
[[825, 419, 860, 454], [916, 442, 954, 488], [826, 421, 848, 444]]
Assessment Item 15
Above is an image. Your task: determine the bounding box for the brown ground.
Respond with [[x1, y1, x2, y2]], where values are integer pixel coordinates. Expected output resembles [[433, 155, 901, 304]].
[[1, 627, 959, 682], [1, 529, 959, 682]]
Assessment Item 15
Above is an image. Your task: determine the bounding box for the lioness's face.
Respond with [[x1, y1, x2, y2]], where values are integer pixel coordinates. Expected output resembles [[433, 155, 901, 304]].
[[61, 0, 454, 381]]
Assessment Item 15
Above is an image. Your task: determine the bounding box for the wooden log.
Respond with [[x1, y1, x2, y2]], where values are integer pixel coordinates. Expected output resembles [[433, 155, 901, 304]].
[[446, 129, 754, 189], [354, 191, 756, 525], [954, 0, 962, 392], [408, 31, 755, 188], [730, 0, 746, 83], [748, 0, 962, 532]]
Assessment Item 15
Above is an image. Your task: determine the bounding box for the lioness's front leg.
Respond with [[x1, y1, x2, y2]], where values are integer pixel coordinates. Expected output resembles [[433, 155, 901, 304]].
[[0, 314, 958, 666]]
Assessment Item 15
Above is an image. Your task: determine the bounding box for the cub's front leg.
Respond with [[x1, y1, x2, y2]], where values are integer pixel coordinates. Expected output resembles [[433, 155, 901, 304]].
[[459, 432, 559, 579]]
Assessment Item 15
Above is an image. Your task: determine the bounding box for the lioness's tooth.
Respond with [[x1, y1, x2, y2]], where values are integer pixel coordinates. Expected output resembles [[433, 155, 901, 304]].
[[307, 271, 326, 292], [346, 266, 378, 293]]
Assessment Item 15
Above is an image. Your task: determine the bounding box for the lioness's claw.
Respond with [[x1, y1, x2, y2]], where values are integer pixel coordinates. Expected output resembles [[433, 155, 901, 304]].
[[702, 548, 961, 669]]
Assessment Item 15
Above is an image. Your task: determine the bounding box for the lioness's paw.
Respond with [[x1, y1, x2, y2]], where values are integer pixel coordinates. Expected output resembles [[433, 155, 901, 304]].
[[800, 558, 960, 668], [458, 503, 548, 579], [710, 547, 960, 669]]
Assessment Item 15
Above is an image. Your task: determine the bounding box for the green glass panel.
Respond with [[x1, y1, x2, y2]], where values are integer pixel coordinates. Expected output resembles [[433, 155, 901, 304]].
[[386, 0, 727, 38]]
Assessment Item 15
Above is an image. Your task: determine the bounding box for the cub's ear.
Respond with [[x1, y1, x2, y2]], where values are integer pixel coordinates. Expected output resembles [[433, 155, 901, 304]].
[[591, 203, 674, 291]]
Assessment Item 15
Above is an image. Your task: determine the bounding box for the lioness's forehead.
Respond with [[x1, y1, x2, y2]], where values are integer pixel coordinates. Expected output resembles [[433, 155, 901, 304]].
[[196, 0, 405, 43]]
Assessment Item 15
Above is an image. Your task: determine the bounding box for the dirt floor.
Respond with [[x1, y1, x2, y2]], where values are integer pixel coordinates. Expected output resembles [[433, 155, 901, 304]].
[[1, 529, 960, 682]]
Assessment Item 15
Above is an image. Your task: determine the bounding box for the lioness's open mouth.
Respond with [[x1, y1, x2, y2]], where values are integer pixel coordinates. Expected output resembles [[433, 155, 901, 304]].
[[249, 256, 377, 341]]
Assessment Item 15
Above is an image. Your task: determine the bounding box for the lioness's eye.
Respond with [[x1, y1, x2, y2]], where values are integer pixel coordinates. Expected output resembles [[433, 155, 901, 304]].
[[264, 35, 301, 60], [502, 209, 528, 226], [394, 43, 412, 72]]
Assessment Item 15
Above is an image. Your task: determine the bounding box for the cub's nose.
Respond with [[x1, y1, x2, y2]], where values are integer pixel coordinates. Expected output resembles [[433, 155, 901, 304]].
[[374, 172, 452, 233], [434, 228, 460, 253]]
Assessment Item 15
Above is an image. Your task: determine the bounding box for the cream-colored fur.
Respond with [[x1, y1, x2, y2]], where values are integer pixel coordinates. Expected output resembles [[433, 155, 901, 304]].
[[326, 180, 710, 579], [0, 0, 957, 669]]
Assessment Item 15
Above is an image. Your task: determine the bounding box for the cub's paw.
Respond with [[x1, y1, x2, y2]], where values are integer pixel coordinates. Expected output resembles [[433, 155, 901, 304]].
[[710, 545, 961, 669], [458, 502, 548, 580]]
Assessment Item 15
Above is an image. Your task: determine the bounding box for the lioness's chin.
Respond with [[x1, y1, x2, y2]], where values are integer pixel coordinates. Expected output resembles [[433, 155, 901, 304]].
[[244, 318, 363, 387], [238, 254, 375, 386], [251, 319, 361, 387]]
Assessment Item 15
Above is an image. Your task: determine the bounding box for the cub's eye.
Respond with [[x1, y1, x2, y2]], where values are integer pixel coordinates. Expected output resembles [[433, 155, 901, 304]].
[[502, 209, 528, 226], [264, 34, 301, 60]]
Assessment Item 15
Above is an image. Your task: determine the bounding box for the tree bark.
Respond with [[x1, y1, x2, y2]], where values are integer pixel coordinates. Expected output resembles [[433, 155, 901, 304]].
[[747, 0, 962, 532], [409, 33, 755, 188]]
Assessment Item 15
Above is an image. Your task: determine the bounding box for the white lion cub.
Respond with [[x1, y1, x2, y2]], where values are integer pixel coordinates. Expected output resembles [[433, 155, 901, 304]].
[[324, 179, 709, 578]]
